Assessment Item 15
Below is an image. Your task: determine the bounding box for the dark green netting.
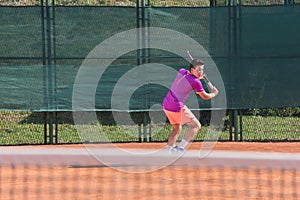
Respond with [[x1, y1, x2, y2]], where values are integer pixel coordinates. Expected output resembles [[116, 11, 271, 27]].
[[0, 7, 42, 58], [0, 6, 300, 111]]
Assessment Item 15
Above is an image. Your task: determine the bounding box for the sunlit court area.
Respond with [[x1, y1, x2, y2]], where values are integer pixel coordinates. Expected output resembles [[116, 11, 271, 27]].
[[1, 0, 300, 199]]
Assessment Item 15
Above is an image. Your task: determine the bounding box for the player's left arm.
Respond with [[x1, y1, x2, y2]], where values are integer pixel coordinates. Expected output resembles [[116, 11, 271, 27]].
[[194, 78, 218, 100], [196, 90, 217, 100]]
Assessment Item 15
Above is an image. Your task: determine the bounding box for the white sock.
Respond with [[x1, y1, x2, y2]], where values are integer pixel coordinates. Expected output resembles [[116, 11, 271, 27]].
[[166, 145, 173, 151], [177, 139, 188, 149]]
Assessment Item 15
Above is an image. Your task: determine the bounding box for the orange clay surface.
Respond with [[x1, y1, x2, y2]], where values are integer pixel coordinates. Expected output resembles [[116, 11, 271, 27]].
[[1, 142, 300, 200]]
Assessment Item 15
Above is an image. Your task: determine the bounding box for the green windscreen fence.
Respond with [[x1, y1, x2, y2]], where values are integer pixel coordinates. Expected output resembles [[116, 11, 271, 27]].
[[0, 7, 44, 110], [1, 5, 300, 111]]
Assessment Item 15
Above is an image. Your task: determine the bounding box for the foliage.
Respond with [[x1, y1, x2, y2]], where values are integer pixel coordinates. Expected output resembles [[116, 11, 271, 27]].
[[0, 110, 299, 145], [243, 108, 300, 117], [0, 0, 291, 6], [0, 0, 210, 6]]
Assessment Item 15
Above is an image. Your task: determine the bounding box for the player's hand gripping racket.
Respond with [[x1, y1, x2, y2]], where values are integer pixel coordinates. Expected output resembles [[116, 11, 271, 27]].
[[187, 51, 215, 91]]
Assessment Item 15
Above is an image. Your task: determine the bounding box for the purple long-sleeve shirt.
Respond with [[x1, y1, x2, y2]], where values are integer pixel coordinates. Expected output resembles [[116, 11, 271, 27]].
[[163, 69, 204, 112]]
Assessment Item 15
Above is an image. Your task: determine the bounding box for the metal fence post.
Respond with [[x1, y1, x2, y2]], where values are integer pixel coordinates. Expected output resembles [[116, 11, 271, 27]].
[[229, 110, 243, 141], [136, 0, 152, 142], [233, 110, 239, 140], [41, 0, 57, 144]]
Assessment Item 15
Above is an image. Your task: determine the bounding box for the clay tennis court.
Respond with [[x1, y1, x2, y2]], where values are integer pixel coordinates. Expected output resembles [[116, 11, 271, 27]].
[[1, 142, 300, 200]]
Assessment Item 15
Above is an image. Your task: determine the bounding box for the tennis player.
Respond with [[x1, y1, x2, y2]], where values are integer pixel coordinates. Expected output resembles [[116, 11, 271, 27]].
[[163, 59, 219, 153]]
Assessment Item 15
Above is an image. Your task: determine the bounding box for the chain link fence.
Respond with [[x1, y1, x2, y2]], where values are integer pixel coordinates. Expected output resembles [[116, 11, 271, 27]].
[[1, 0, 299, 6], [0, 109, 299, 145], [0, 0, 299, 145]]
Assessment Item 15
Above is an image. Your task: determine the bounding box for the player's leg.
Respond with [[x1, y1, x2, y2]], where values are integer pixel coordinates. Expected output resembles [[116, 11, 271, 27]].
[[166, 123, 182, 149], [182, 118, 201, 142], [163, 109, 183, 150], [176, 106, 201, 151]]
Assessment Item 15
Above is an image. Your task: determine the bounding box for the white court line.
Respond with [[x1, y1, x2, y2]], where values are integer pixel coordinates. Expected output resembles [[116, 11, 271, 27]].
[[0, 147, 300, 160], [0, 147, 300, 169]]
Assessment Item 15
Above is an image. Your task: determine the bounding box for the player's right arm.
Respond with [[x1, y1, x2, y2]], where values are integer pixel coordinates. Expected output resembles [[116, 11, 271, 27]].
[[196, 87, 219, 100]]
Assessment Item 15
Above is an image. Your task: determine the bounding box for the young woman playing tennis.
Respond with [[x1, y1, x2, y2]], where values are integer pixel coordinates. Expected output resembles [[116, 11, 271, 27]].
[[163, 59, 219, 153]]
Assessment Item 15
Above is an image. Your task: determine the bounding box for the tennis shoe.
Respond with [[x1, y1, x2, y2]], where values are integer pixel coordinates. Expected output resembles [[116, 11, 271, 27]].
[[172, 146, 185, 154]]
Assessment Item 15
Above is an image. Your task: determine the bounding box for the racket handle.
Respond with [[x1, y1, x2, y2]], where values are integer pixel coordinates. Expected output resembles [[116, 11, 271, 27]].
[[203, 76, 214, 91]]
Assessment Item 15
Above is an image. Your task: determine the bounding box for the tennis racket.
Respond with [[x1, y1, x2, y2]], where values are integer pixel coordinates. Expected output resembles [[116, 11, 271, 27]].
[[203, 74, 214, 91]]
